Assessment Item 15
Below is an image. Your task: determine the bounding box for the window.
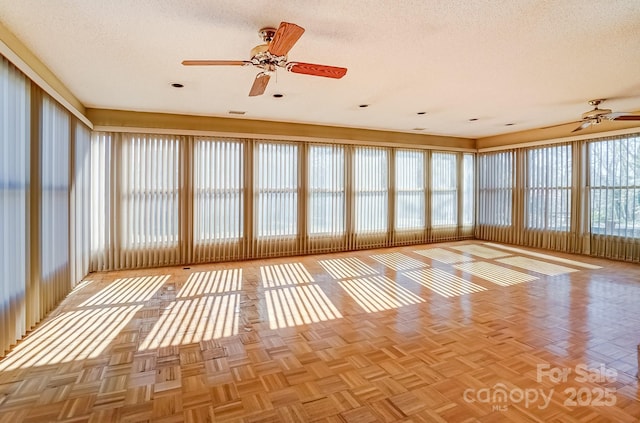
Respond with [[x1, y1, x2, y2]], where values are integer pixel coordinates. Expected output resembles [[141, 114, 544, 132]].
[[589, 136, 640, 237], [395, 149, 425, 230], [431, 152, 457, 226], [462, 154, 474, 226], [525, 144, 572, 231], [256, 142, 299, 237], [121, 134, 180, 247], [308, 145, 345, 235], [478, 151, 513, 226], [194, 139, 244, 241], [354, 147, 388, 233]]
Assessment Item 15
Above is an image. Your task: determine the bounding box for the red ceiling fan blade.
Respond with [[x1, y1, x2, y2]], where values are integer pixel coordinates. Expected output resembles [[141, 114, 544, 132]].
[[286, 62, 347, 79], [605, 112, 640, 121], [268, 22, 305, 56], [249, 72, 270, 96], [182, 60, 251, 66]]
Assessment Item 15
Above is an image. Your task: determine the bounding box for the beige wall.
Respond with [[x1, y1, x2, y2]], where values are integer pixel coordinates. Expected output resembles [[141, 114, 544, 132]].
[[0, 21, 85, 118]]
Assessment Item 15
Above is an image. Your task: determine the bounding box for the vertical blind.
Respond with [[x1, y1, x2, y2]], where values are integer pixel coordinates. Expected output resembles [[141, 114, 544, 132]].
[[395, 149, 425, 230], [193, 138, 244, 261], [194, 138, 244, 242], [477, 151, 514, 226], [308, 144, 345, 236], [431, 152, 457, 226], [90, 135, 476, 269], [589, 136, 640, 237], [1, 56, 29, 355], [354, 146, 388, 233], [39, 95, 70, 317], [525, 144, 572, 231], [588, 135, 640, 260], [121, 134, 180, 249], [90, 132, 112, 270], [462, 153, 474, 226], [255, 142, 299, 238], [70, 122, 91, 286], [1, 54, 92, 356]]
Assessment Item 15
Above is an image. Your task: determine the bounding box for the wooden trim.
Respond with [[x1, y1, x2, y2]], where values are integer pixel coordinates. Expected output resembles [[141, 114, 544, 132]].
[[477, 121, 640, 151], [88, 108, 476, 152]]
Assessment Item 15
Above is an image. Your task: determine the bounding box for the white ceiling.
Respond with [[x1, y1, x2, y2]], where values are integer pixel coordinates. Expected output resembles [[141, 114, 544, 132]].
[[1, 0, 640, 138]]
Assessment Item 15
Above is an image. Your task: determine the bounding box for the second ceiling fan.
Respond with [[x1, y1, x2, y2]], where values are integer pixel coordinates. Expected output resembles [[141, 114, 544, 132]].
[[182, 21, 347, 96]]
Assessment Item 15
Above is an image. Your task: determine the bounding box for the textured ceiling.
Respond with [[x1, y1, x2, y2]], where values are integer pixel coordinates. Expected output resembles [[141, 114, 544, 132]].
[[1, 0, 640, 138]]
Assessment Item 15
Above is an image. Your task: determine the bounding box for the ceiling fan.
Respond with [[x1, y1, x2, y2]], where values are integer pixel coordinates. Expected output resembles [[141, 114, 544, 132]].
[[182, 22, 347, 96], [572, 99, 640, 132]]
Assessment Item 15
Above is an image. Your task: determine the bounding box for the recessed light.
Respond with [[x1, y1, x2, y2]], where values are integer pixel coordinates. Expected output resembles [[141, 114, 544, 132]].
[[228, 110, 246, 115], [468, 118, 478, 121], [505, 123, 515, 126], [359, 104, 369, 108], [417, 112, 426, 115], [171, 83, 184, 88], [273, 93, 284, 98]]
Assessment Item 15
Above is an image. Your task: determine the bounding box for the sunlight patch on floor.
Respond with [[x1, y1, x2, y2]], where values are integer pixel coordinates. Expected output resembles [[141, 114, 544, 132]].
[[497, 256, 579, 276], [450, 245, 512, 259], [404, 268, 487, 297], [139, 295, 239, 349], [260, 262, 314, 288], [265, 285, 342, 329], [0, 305, 141, 370], [319, 257, 378, 279], [484, 243, 602, 269], [453, 261, 538, 286], [339, 275, 424, 313], [79, 275, 169, 306], [369, 252, 426, 271], [178, 269, 242, 297], [414, 248, 474, 264]]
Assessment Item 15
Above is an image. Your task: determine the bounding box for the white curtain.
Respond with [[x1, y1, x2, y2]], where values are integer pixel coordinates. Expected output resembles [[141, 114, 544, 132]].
[[0, 56, 30, 355]]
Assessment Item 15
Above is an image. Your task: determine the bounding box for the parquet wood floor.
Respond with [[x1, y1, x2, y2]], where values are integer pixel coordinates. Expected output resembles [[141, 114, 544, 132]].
[[1, 241, 639, 422]]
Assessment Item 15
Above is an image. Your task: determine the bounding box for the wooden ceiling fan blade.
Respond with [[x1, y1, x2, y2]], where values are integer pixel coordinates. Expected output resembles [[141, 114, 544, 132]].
[[249, 72, 270, 96], [286, 62, 347, 79], [606, 112, 640, 121], [268, 22, 305, 56], [182, 60, 251, 66], [572, 121, 592, 133]]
